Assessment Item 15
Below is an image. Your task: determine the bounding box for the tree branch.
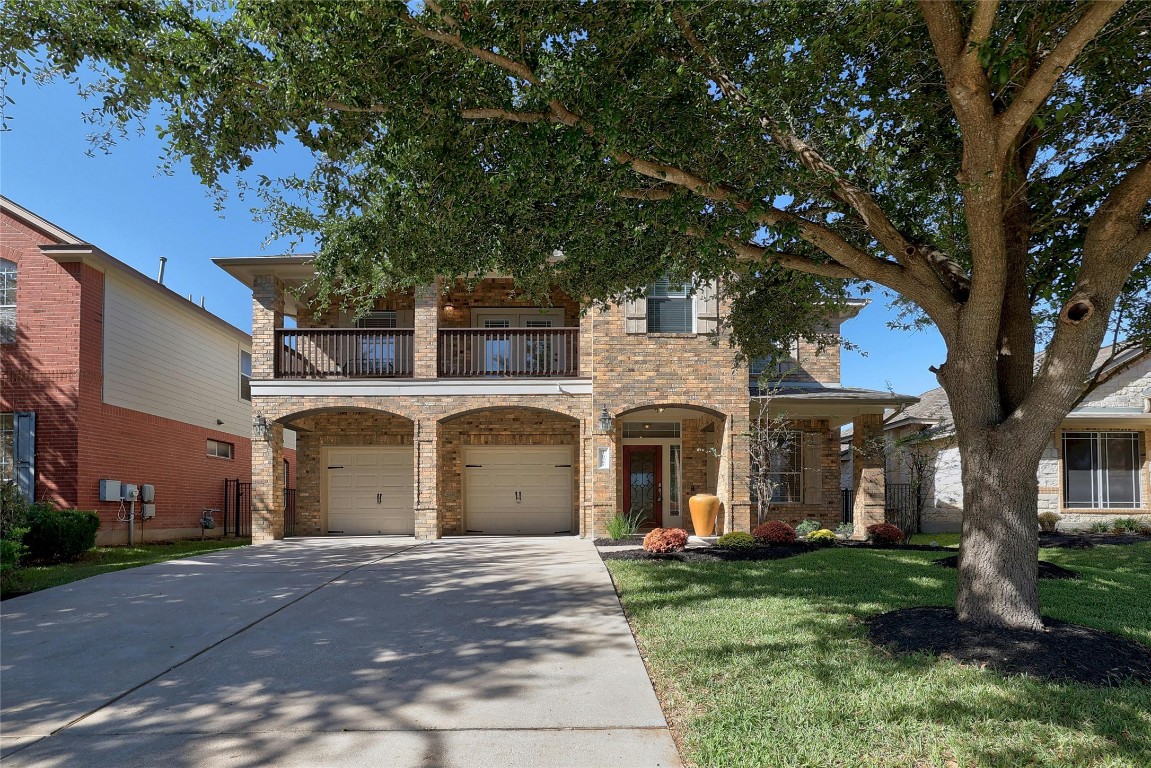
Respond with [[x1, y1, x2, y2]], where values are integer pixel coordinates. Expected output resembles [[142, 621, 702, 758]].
[[997, 0, 1125, 151], [966, 0, 1001, 51]]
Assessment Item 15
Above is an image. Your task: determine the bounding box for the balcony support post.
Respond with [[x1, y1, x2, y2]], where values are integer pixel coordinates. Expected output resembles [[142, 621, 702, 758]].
[[252, 274, 285, 379], [413, 279, 440, 379]]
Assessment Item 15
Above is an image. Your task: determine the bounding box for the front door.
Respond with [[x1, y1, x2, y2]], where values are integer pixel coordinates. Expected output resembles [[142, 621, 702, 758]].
[[623, 445, 663, 528]]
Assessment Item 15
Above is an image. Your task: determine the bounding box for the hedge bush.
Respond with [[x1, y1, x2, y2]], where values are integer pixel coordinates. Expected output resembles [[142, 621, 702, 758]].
[[643, 527, 689, 554], [716, 531, 756, 550], [23, 505, 100, 562], [752, 521, 795, 545]]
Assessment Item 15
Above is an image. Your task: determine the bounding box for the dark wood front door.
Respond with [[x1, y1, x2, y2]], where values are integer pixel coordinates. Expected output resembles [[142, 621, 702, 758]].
[[623, 445, 663, 528]]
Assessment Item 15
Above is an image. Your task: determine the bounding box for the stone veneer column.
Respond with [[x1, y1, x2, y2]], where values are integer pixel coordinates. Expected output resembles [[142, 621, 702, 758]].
[[252, 274, 285, 379], [852, 413, 886, 539], [578, 308, 596, 377], [726, 413, 754, 533], [413, 279, 440, 379], [252, 421, 285, 544], [414, 417, 441, 539]]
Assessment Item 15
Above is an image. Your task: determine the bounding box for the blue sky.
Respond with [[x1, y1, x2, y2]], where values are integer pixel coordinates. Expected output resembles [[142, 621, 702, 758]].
[[1, 75, 947, 397]]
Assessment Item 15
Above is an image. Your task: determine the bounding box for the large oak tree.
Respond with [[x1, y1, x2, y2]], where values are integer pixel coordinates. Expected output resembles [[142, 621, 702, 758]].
[[4, 0, 1149, 628]]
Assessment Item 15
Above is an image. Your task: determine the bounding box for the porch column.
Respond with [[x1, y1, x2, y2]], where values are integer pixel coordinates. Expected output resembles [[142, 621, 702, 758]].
[[414, 417, 442, 539], [851, 413, 886, 539], [578, 307, 596, 378], [722, 413, 754, 533], [252, 274, 284, 379], [413, 279, 440, 379], [251, 420, 285, 544], [587, 407, 618, 538]]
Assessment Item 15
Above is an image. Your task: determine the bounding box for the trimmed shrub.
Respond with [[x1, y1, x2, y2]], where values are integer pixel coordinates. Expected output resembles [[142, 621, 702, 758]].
[[716, 531, 756, 550], [1037, 511, 1062, 533], [752, 521, 795, 545], [807, 528, 837, 546], [1088, 521, 1111, 534], [866, 523, 904, 546], [643, 527, 689, 554], [794, 518, 821, 537], [23, 505, 100, 562]]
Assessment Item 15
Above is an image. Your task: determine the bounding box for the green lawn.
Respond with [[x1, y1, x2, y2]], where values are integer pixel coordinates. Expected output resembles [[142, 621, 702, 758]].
[[607, 543, 1151, 768], [2, 538, 250, 599], [908, 532, 961, 547]]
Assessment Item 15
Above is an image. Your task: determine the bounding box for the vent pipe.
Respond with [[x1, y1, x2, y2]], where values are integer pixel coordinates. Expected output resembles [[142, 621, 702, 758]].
[[200, 296, 206, 309], [156, 256, 168, 284]]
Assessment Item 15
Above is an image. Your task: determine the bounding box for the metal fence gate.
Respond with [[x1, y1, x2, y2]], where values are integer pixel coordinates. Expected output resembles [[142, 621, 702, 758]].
[[223, 479, 251, 537], [841, 488, 854, 524], [223, 480, 297, 538]]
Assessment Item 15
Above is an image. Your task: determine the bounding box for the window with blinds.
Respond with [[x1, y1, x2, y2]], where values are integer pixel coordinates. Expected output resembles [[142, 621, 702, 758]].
[[646, 276, 692, 333], [356, 311, 398, 329]]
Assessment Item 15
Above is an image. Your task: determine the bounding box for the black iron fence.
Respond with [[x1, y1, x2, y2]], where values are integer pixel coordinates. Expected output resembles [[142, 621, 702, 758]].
[[285, 488, 297, 538], [886, 483, 913, 519], [223, 479, 296, 538], [841, 488, 854, 524]]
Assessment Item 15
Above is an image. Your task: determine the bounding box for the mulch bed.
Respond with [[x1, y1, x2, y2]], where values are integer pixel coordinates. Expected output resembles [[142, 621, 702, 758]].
[[932, 554, 1079, 580], [600, 544, 814, 562], [1040, 531, 1151, 549], [868, 607, 1151, 686]]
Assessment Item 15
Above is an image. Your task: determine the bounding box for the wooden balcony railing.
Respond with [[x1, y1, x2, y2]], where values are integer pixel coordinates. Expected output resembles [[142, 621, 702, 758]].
[[438, 328, 580, 378], [275, 328, 414, 378]]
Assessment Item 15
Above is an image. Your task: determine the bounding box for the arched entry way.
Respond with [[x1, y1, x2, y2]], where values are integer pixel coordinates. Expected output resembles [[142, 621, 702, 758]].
[[279, 407, 416, 536], [439, 406, 582, 536], [611, 405, 728, 532]]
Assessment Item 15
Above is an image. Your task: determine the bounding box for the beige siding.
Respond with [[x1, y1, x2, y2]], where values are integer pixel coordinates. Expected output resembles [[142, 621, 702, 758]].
[[102, 270, 254, 440]]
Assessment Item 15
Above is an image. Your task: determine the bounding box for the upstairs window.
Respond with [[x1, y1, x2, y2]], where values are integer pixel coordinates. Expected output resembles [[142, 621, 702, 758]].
[[1063, 431, 1141, 509], [646, 277, 693, 333], [357, 311, 398, 329], [239, 350, 252, 401], [0, 259, 15, 344]]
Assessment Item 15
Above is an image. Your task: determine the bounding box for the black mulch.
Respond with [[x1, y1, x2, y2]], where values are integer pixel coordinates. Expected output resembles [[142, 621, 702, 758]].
[[868, 607, 1151, 686], [1040, 531, 1151, 549], [932, 554, 1079, 580], [600, 544, 814, 562]]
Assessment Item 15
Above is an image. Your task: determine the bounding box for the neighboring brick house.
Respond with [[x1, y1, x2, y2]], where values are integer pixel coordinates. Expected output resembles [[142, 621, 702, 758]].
[[216, 255, 916, 542], [0, 197, 295, 544], [876, 346, 1151, 532]]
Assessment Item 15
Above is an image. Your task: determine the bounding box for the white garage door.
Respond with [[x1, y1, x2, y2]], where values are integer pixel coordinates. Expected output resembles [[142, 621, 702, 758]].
[[326, 447, 414, 535], [464, 446, 573, 535]]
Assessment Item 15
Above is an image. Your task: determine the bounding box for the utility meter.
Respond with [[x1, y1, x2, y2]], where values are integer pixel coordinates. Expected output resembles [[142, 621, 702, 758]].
[[141, 484, 155, 503], [121, 483, 140, 501]]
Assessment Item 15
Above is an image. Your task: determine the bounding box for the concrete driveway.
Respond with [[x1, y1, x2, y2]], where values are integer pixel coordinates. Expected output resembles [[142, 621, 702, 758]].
[[1, 537, 681, 767]]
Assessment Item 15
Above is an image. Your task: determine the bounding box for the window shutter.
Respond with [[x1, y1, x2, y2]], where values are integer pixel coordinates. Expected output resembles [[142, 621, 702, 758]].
[[802, 432, 822, 506], [624, 294, 647, 334], [695, 280, 719, 334], [14, 411, 35, 501]]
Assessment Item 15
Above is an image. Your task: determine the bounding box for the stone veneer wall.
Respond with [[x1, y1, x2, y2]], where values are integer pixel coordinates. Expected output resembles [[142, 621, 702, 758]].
[[438, 408, 581, 534], [291, 411, 414, 536]]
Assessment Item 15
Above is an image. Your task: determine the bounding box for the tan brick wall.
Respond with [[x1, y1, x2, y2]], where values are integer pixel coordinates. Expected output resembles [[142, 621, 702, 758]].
[[438, 408, 580, 534]]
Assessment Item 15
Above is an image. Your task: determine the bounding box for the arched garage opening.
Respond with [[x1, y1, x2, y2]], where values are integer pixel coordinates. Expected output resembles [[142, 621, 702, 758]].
[[280, 407, 415, 536], [438, 406, 582, 536]]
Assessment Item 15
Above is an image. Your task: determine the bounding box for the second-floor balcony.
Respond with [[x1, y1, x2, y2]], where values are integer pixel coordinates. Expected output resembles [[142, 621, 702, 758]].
[[275, 327, 581, 379]]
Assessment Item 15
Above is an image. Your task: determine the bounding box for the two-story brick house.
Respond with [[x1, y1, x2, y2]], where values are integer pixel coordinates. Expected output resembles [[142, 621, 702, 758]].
[[215, 256, 916, 542], [1, 197, 295, 544], [217, 255, 916, 543]]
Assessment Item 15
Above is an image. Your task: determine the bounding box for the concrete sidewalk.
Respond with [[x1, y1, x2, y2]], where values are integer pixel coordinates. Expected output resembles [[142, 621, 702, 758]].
[[1, 537, 680, 767]]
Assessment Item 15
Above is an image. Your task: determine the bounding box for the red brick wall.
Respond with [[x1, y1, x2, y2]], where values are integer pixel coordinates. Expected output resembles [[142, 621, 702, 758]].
[[1, 210, 82, 505]]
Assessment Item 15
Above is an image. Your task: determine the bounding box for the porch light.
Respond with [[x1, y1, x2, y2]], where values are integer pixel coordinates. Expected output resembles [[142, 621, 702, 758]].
[[253, 413, 271, 442], [598, 407, 613, 434]]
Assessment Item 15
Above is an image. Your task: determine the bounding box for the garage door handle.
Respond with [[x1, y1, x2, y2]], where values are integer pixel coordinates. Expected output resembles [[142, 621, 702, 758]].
[[376, 493, 382, 504], [515, 491, 522, 503]]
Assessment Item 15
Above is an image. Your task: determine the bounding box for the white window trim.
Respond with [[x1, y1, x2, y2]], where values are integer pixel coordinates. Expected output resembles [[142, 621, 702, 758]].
[[1061, 430, 1142, 510], [470, 307, 565, 327], [239, 349, 252, 402]]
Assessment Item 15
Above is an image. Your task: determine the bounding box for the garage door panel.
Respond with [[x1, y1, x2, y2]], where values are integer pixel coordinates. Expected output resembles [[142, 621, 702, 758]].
[[464, 447, 573, 535], [327, 448, 414, 536]]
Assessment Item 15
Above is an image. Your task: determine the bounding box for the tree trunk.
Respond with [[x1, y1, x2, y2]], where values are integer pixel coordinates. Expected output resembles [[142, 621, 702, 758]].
[[955, 438, 1044, 630]]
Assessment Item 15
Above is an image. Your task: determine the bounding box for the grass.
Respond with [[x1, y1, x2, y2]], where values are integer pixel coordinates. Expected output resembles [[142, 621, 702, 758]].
[[607, 542, 1151, 768], [2, 538, 250, 599], [908, 532, 961, 547]]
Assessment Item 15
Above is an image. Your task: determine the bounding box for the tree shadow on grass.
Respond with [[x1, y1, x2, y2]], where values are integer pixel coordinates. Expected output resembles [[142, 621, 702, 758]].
[[607, 545, 1151, 767]]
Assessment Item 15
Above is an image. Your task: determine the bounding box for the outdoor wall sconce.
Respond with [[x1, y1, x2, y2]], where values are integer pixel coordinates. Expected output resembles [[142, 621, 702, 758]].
[[598, 407, 613, 434], [253, 413, 271, 442]]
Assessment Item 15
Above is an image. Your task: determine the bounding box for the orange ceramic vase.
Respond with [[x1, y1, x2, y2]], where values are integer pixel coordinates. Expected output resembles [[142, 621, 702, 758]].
[[688, 493, 720, 537]]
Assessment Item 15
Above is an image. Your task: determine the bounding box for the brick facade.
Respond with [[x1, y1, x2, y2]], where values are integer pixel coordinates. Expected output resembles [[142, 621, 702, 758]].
[[240, 273, 882, 542]]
